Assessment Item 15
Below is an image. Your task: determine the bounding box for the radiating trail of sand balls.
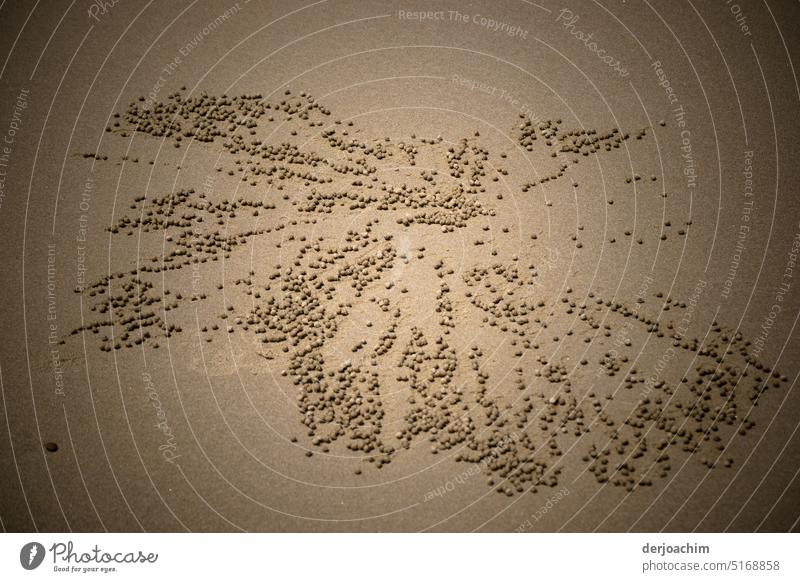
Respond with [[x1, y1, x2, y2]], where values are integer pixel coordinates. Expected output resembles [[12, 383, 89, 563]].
[[64, 89, 788, 497]]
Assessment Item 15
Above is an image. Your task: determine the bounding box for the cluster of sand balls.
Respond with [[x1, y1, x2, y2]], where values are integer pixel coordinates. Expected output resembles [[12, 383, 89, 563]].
[[297, 181, 488, 229], [69, 277, 176, 351], [117, 89, 330, 142], [515, 117, 661, 198], [68, 89, 788, 497]]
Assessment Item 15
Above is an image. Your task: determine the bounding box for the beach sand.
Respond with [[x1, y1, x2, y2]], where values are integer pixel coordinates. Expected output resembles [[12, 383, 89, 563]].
[[1, 0, 799, 532]]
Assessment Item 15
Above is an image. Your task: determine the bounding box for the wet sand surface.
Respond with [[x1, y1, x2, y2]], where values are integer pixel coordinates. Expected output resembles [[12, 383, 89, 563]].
[[1, 0, 799, 532]]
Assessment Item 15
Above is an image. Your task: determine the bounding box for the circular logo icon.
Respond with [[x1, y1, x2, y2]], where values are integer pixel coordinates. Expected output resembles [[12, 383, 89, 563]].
[[20, 542, 45, 570]]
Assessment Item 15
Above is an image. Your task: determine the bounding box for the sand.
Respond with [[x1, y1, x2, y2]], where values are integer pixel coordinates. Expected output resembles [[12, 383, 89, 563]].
[[0, 0, 799, 532]]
